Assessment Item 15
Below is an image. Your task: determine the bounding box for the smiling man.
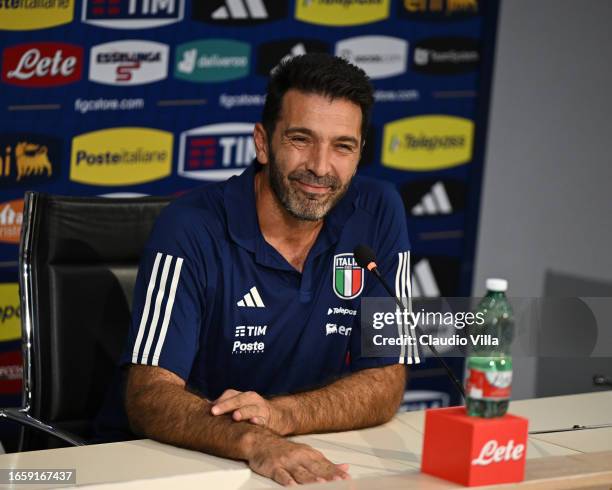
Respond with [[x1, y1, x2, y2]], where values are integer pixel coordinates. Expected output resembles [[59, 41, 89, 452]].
[[97, 54, 412, 486]]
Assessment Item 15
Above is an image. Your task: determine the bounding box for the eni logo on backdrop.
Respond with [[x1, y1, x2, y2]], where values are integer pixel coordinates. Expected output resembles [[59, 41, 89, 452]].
[[296, 0, 389, 26], [0, 0, 74, 30], [70, 127, 173, 186], [382, 115, 474, 171]]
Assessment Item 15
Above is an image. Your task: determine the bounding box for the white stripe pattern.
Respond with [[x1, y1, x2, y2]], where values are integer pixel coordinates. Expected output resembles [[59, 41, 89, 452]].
[[132, 252, 184, 365], [395, 251, 420, 364]]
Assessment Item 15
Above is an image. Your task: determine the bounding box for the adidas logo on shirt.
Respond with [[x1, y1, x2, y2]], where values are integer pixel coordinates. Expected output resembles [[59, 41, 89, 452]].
[[212, 0, 268, 19], [237, 286, 265, 307], [412, 181, 453, 216]]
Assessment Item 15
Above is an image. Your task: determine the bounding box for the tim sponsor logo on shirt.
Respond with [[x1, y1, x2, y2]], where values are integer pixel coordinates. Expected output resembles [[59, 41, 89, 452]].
[[89, 40, 168, 85], [412, 37, 480, 75], [175, 39, 250, 83], [70, 127, 173, 186], [0, 199, 23, 245], [0, 134, 60, 187], [399, 0, 479, 20], [296, 0, 389, 27], [193, 0, 287, 25], [0, 0, 73, 31], [256, 39, 329, 76], [232, 323, 266, 355], [178, 123, 255, 181], [336, 36, 407, 80], [2, 42, 82, 87], [0, 283, 21, 342], [381, 115, 474, 171], [82, 0, 183, 29]]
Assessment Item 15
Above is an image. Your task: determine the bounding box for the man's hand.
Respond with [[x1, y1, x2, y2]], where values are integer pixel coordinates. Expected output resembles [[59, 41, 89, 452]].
[[211, 389, 292, 436], [244, 432, 350, 486]]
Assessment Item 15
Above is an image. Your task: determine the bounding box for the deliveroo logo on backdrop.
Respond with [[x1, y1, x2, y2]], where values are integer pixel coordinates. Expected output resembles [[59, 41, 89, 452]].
[[174, 39, 250, 83]]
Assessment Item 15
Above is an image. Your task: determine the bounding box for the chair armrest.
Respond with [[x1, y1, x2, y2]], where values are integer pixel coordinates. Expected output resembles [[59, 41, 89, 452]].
[[0, 408, 86, 447]]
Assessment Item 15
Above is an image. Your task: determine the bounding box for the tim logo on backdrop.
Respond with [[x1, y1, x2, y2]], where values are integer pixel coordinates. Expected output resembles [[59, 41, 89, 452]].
[[2, 42, 82, 87], [175, 39, 250, 83], [178, 123, 256, 181], [296, 0, 390, 27], [335, 36, 407, 79], [82, 0, 183, 28], [70, 127, 173, 186], [333, 253, 364, 300], [89, 40, 169, 85], [0, 0, 74, 30], [0, 199, 23, 245], [0, 134, 60, 186], [193, 0, 287, 25], [382, 115, 474, 171]]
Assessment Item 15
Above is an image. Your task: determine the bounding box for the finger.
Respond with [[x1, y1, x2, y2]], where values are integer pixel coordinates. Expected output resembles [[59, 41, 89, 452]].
[[289, 465, 318, 485], [211, 393, 251, 415], [272, 468, 297, 487], [233, 404, 265, 422], [302, 459, 338, 481], [213, 389, 240, 404], [249, 416, 266, 426]]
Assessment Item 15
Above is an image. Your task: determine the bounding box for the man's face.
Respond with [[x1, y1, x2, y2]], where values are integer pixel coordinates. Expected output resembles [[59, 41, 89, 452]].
[[264, 90, 362, 221]]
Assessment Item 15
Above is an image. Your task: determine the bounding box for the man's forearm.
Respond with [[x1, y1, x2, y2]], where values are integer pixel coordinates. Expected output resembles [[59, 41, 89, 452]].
[[125, 366, 270, 461], [272, 364, 406, 436]]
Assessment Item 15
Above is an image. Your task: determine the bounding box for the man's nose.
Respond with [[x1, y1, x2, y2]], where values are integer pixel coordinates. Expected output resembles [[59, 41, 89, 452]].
[[305, 142, 331, 177]]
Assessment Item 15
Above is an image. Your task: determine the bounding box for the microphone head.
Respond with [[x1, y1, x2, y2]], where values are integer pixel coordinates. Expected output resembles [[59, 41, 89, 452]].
[[353, 244, 377, 269]]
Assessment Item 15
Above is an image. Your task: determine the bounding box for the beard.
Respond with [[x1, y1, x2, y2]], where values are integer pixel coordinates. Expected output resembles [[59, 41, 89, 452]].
[[267, 148, 352, 222]]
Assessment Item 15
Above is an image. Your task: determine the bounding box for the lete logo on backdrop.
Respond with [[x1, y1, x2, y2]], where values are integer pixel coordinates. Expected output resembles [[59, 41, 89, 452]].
[[2, 42, 82, 87], [82, 0, 184, 29], [89, 40, 169, 85], [0, 134, 60, 187], [0, 199, 23, 245], [336, 36, 407, 79], [296, 0, 390, 26], [382, 115, 474, 171], [70, 127, 173, 186], [0, 0, 74, 31], [178, 123, 256, 181], [175, 39, 250, 83]]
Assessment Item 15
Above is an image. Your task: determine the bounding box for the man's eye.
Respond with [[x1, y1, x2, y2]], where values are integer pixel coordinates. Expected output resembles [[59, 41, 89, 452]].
[[289, 136, 309, 145], [337, 144, 356, 153]]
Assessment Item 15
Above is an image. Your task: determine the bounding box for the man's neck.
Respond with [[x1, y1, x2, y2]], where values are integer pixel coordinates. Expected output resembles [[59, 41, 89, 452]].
[[254, 169, 323, 272]]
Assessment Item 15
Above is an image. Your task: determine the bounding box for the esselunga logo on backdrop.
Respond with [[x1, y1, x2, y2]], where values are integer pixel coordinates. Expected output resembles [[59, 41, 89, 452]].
[[70, 128, 172, 186], [175, 39, 250, 83], [0, 0, 73, 31], [382, 115, 474, 171], [0, 283, 21, 342], [296, 0, 389, 26]]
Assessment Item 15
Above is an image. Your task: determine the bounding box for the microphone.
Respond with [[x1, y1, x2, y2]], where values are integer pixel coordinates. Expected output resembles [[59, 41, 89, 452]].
[[354, 244, 466, 399]]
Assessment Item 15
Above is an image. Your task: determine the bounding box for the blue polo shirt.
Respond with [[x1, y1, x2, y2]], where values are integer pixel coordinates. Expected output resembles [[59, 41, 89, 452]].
[[96, 162, 411, 439]]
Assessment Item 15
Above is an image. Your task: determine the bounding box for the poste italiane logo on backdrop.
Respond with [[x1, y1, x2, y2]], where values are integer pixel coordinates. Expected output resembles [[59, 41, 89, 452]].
[[2, 42, 82, 87], [382, 115, 474, 171], [0, 0, 74, 30], [82, 0, 184, 29], [0, 133, 60, 186], [335, 36, 407, 79], [89, 40, 169, 85], [0, 283, 21, 342], [175, 39, 250, 83], [296, 0, 389, 26], [0, 199, 23, 245], [70, 128, 172, 186], [179, 123, 255, 181]]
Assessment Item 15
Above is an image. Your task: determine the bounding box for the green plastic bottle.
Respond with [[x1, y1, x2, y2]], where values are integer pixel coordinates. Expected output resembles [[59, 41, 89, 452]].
[[466, 279, 514, 418]]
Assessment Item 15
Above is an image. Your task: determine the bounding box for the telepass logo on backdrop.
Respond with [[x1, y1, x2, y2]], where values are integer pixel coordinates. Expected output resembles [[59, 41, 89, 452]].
[[296, 0, 390, 26], [178, 123, 256, 181]]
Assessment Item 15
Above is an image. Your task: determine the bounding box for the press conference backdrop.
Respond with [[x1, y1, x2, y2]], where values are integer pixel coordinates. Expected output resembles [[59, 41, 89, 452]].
[[0, 0, 499, 447]]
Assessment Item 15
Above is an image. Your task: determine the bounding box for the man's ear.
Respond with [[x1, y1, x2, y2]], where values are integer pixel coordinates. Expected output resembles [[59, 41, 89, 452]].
[[253, 123, 269, 165]]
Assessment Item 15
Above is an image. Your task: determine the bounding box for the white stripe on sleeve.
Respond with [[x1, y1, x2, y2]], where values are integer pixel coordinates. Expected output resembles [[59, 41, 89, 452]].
[[132, 252, 162, 363]]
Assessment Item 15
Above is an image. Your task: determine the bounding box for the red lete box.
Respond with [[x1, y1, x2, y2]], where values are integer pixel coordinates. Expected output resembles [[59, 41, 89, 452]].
[[421, 406, 528, 487]]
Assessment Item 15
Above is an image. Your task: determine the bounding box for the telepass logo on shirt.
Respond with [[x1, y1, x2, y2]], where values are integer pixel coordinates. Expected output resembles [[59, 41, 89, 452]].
[[332, 253, 364, 300]]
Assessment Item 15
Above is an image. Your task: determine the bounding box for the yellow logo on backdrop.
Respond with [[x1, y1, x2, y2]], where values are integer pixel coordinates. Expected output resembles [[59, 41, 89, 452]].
[[70, 128, 173, 186], [382, 115, 474, 171], [295, 0, 389, 26], [0, 0, 74, 31], [0, 283, 20, 342]]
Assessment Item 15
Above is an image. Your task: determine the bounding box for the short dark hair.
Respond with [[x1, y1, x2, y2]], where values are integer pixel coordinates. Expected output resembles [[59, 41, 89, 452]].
[[262, 53, 374, 143]]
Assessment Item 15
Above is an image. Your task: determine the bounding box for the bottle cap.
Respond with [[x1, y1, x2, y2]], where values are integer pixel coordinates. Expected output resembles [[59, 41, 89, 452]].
[[486, 278, 508, 292]]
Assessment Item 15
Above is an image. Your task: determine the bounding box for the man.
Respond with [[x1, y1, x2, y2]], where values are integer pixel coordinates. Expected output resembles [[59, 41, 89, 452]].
[[98, 54, 412, 486]]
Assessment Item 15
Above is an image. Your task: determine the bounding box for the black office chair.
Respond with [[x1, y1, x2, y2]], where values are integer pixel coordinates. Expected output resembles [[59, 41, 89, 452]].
[[0, 192, 171, 451]]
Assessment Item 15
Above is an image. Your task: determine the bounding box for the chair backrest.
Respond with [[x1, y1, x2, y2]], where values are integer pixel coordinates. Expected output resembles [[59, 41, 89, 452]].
[[18, 192, 171, 450]]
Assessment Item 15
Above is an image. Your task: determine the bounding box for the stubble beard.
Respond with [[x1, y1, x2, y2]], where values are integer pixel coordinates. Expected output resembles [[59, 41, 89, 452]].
[[267, 148, 352, 222]]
